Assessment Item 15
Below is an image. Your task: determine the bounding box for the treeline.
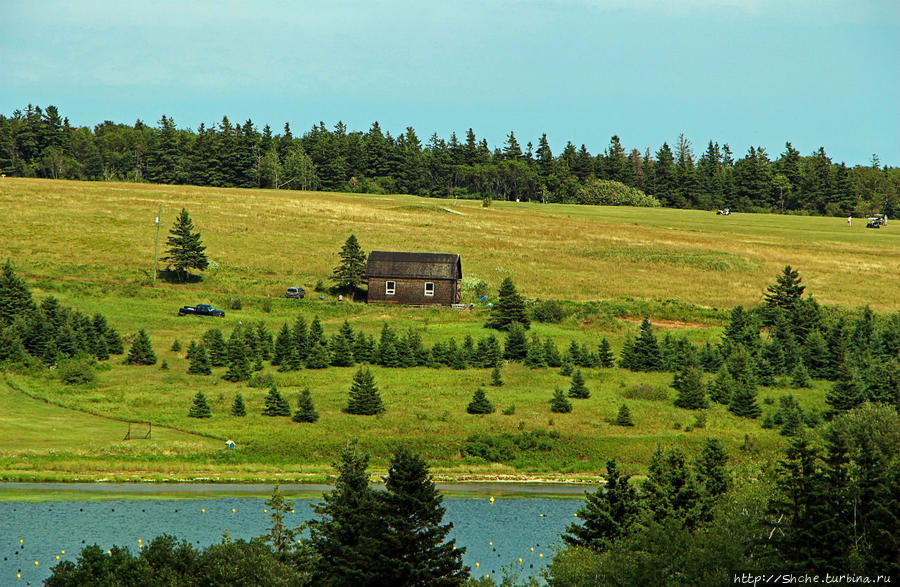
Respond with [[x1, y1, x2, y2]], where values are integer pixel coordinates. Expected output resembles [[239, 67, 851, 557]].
[[2, 104, 899, 215]]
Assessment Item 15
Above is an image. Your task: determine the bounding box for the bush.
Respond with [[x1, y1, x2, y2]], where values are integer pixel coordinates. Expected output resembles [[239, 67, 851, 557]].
[[248, 372, 275, 389], [261, 298, 273, 313], [58, 357, 96, 385], [623, 383, 669, 401], [574, 179, 661, 207], [531, 299, 568, 323], [229, 297, 242, 310], [502, 404, 516, 416]]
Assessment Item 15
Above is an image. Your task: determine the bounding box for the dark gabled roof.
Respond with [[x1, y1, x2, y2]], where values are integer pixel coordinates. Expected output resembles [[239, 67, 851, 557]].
[[366, 251, 462, 280]]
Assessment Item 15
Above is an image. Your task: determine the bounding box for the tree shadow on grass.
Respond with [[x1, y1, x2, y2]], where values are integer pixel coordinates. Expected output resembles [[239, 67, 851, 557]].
[[157, 269, 203, 284]]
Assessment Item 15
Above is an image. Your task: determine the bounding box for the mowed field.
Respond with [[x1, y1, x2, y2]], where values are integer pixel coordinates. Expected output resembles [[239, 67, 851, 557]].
[[1, 177, 897, 483]]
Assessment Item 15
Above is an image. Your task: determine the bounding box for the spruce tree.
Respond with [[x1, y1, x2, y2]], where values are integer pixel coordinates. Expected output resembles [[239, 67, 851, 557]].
[[308, 316, 325, 349], [293, 388, 319, 423], [630, 318, 663, 371], [466, 388, 494, 414], [163, 208, 208, 281], [764, 265, 805, 314], [543, 338, 563, 367], [825, 362, 863, 419], [616, 403, 634, 426], [255, 322, 273, 361], [170, 339, 182, 352], [223, 330, 251, 382], [376, 323, 400, 367], [559, 361, 573, 376], [263, 385, 291, 416], [292, 315, 310, 363], [486, 277, 529, 330], [204, 328, 228, 367], [264, 485, 296, 559], [0, 260, 36, 326], [695, 438, 730, 497], [306, 341, 331, 369], [126, 329, 157, 365], [272, 323, 293, 367], [345, 368, 385, 415], [188, 391, 212, 418], [598, 338, 615, 368], [231, 393, 246, 416], [307, 442, 383, 586], [803, 329, 830, 378], [672, 364, 708, 409], [568, 369, 590, 399], [524, 335, 547, 368], [708, 364, 736, 404], [104, 326, 125, 355], [330, 333, 355, 367], [374, 447, 468, 585], [187, 342, 212, 375], [550, 388, 573, 413], [790, 362, 812, 388], [503, 321, 528, 360], [643, 447, 703, 525], [331, 234, 367, 293], [563, 459, 640, 551], [728, 379, 762, 418], [489, 365, 504, 386]]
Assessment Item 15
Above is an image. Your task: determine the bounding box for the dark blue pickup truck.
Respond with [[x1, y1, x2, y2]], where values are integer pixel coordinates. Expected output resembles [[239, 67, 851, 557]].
[[178, 304, 225, 317]]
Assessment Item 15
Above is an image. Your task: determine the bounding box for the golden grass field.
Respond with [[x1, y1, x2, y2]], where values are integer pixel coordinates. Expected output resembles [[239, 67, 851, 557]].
[[0, 178, 896, 483]]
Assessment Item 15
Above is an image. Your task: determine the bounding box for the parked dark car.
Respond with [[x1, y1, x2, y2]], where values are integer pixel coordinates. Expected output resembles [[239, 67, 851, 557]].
[[285, 286, 306, 299], [178, 304, 225, 317]]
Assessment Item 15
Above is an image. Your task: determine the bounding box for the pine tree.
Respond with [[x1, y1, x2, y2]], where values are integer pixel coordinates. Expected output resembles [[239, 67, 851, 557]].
[[563, 459, 640, 551], [330, 333, 355, 367], [568, 369, 590, 399], [163, 208, 208, 281], [672, 364, 708, 409], [262, 385, 291, 416], [345, 367, 385, 415], [126, 329, 157, 365], [332, 235, 367, 293], [104, 326, 125, 355], [231, 393, 246, 416], [188, 391, 212, 418], [616, 404, 634, 426], [543, 338, 562, 367], [292, 315, 310, 364], [503, 322, 528, 360], [708, 365, 736, 404], [0, 260, 36, 326], [204, 328, 228, 367], [374, 447, 468, 585], [728, 379, 761, 418], [695, 439, 730, 497], [598, 338, 615, 368], [307, 442, 383, 586], [629, 318, 663, 371], [292, 388, 319, 423], [187, 343, 212, 375], [272, 323, 293, 367], [263, 485, 296, 559], [485, 277, 529, 330], [466, 388, 494, 414], [524, 335, 547, 368], [489, 365, 504, 386], [255, 322, 273, 361], [306, 341, 331, 369], [550, 388, 573, 413], [764, 265, 805, 314], [376, 323, 400, 367]]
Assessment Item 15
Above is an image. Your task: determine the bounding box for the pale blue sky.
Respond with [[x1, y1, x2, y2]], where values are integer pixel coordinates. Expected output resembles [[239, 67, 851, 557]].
[[3, 0, 898, 164]]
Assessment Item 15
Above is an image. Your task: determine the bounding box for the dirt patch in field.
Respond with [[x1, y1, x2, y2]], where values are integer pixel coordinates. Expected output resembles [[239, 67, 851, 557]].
[[618, 316, 711, 329]]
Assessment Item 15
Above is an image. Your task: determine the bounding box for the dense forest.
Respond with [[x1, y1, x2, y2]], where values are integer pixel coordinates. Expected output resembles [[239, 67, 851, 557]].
[[1, 104, 898, 216]]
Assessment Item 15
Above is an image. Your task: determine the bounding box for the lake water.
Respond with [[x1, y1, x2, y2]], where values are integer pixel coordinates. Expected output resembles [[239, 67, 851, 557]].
[[1, 487, 585, 585]]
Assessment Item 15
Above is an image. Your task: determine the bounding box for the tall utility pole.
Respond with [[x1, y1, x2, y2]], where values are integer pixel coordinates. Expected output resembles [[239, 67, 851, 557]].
[[152, 205, 162, 285]]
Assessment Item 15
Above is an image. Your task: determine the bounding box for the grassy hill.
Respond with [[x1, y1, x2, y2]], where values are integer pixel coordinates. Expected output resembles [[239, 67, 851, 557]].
[[1, 178, 895, 483]]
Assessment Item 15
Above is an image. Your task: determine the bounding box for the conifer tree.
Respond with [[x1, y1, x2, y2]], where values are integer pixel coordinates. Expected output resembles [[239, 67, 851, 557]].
[[204, 328, 228, 367], [629, 318, 663, 371], [263, 385, 291, 416], [292, 388, 319, 423], [543, 338, 562, 368], [643, 447, 703, 525], [126, 329, 157, 365], [0, 328, 27, 363], [803, 329, 830, 378], [466, 388, 494, 414], [307, 442, 383, 586], [560, 361, 573, 376], [764, 265, 805, 314], [188, 391, 212, 418], [170, 339, 182, 352], [524, 335, 547, 368], [330, 333, 355, 367], [486, 277, 529, 330], [255, 322, 273, 361], [223, 330, 251, 382], [353, 332, 374, 364], [673, 364, 708, 409], [503, 322, 528, 360], [306, 341, 331, 369], [568, 369, 590, 399], [616, 404, 634, 426], [374, 447, 468, 585], [345, 368, 384, 415], [790, 362, 812, 388], [550, 388, 573, 413], [489, 365, 504, 386], [308, 316, 325, 349], [376, 323, 400, 367], [566, 339, 584, 367], [825, 362, 863, 419], [598, 338, 615, 368], [231, 392, 246, 416], [292, 315, 310, 363], [187, 342, 212, 375], [0, 260, 36, 325], [331, 234, 367, 293], [695, 438, 730, 497], [708, 365, 736, 404], [263, 485, 296, 559], [272, 323, 293, 367], [563, 459, 640, 551], [163, 208, 208, 281], [728, 380, 762, 418], [618, 335, 636, 370]]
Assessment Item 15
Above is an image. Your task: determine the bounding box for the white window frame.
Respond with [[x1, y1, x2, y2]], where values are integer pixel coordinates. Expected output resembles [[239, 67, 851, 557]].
[[424, 282, 435, 297], [385, 281, 396, 295]]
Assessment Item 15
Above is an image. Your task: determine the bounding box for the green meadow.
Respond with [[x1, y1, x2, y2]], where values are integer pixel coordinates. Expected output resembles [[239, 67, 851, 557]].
[[0, 177, 895, 483]]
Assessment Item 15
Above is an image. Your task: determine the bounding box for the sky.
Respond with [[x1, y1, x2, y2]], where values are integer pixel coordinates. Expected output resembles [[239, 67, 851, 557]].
[[2, 0, 898, 165]]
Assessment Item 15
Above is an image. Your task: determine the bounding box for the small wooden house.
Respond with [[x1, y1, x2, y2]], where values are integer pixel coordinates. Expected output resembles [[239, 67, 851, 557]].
[[366, 251, 462, 306]]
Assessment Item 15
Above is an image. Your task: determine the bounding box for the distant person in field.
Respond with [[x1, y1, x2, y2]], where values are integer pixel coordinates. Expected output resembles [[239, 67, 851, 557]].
[[847, 216, 852, 226]]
